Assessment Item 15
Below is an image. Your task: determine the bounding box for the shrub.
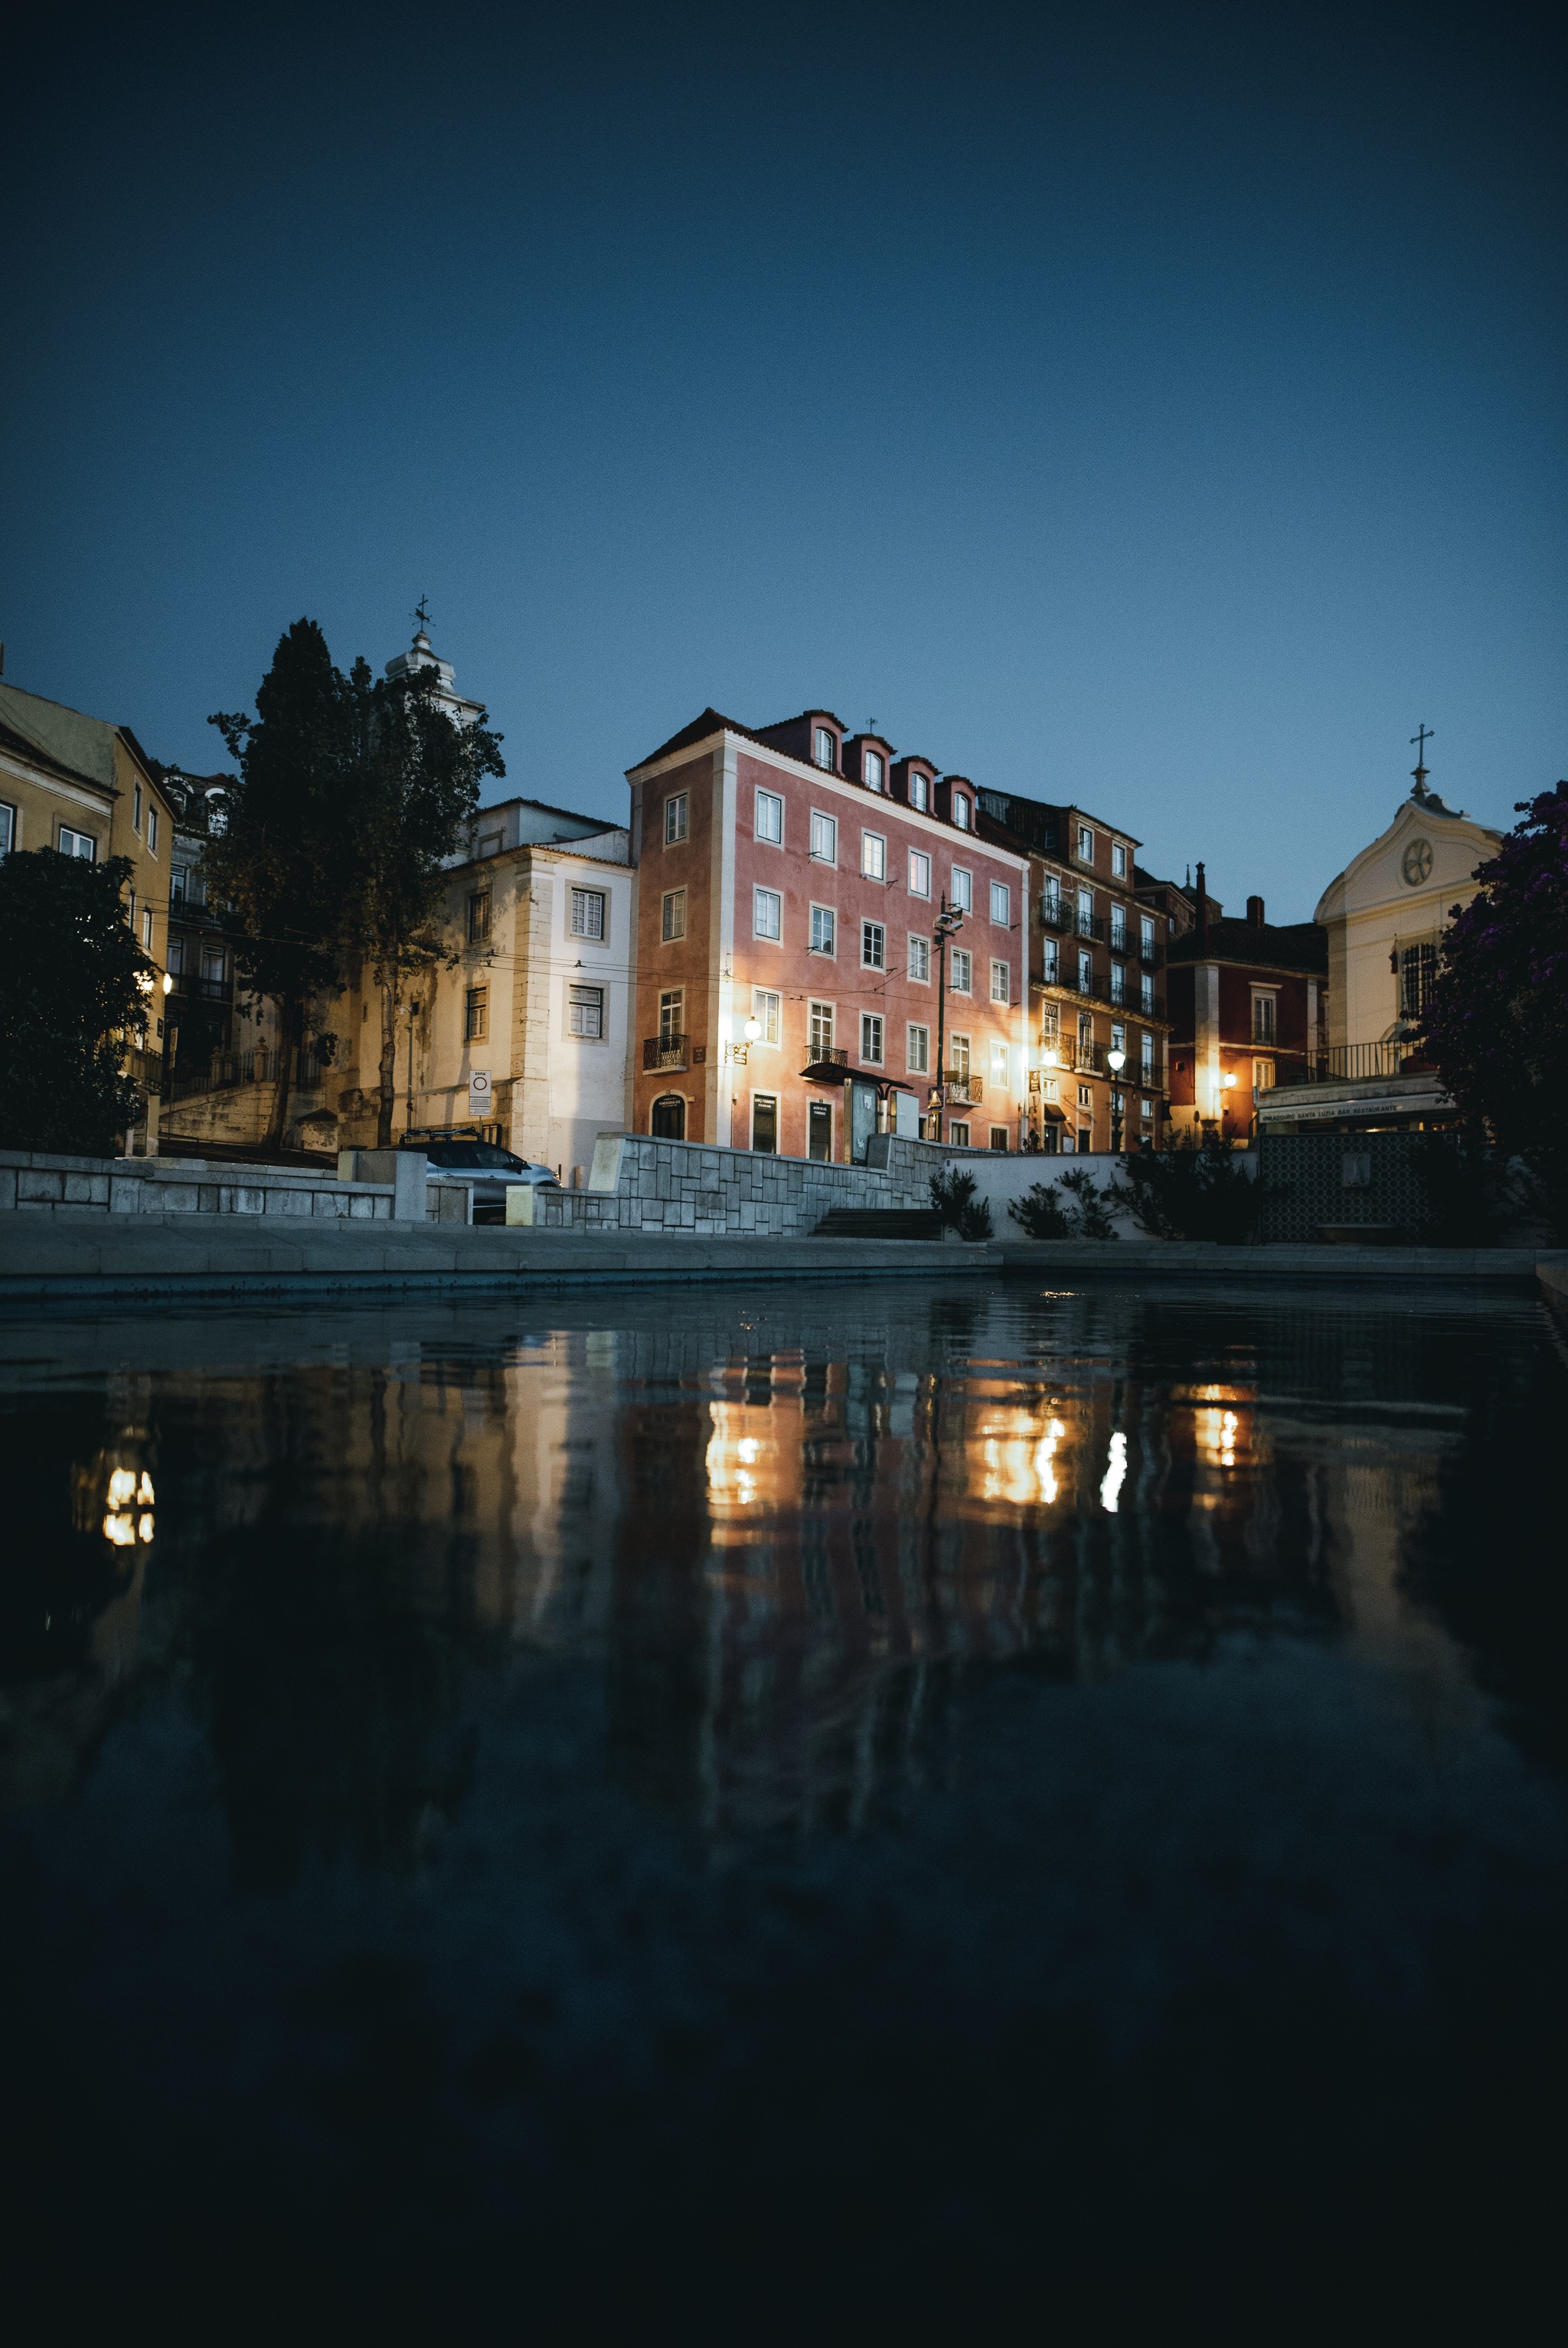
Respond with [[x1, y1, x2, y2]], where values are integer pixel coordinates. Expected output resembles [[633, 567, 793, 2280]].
[[1404, 1133, 1520, 1246], [1006, 1183, 1074, 1239], [929, 1166, 994, 1242], [1106, 1132, 1272, 1243], [1058, 1167, 1120, 1240]]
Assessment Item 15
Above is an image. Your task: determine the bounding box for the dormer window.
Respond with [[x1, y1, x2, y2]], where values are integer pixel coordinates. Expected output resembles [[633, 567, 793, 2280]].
[[814, 727, 836, 770], [908, 773, 929, 812], [952, 793, 970, 830], [1076, 823, 1094, 862], [1112, 842, 1127, 878], [864, 750, 884, 792]]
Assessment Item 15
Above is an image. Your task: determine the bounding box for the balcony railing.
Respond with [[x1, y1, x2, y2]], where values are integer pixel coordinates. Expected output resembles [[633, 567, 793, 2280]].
[[168, 972, 230, 1003], [801, 1043, 848, 1080], [165, 1044, 332, 1103], [941, 1073, 984, 1104], [1138, 939, 1164, 969], [643, 1034, 688, 1073], [1039, 900, 1106, 944], [1259, 1041, 1433, 1090]]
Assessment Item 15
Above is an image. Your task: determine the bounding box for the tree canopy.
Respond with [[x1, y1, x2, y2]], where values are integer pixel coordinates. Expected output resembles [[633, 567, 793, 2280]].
[[0, 850, 152, 1154]]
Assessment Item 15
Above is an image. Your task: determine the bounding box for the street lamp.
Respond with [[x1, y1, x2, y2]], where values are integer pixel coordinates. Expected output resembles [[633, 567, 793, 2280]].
[[929, 893, 966, 1145], [1106, 1046, 1126, 1153], [743, 1014, 761, 1043]]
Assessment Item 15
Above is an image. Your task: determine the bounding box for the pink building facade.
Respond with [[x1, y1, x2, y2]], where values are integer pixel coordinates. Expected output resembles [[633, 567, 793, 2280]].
[[627, 708, 1031, 1161]]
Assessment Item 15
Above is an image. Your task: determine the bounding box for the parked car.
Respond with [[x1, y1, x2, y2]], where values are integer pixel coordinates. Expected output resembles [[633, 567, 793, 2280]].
[[398, 1131, 561, 1223]]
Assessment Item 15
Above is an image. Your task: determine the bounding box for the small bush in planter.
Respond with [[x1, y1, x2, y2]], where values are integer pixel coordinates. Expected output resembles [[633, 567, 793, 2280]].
[[929, 1166, 994, 1242]]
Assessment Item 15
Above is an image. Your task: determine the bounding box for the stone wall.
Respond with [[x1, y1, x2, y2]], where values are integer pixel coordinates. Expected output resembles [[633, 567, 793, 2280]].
[[512, 1132, 934, 1236], [0, 1150, 396, 1222]]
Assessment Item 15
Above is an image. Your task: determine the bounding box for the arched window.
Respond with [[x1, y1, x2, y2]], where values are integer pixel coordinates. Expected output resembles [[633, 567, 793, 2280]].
[[651, 1094, 685, 1140]]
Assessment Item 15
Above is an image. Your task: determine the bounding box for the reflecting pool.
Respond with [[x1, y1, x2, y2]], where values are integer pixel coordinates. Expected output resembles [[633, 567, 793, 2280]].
[[2, 1281, 1565, 2336]]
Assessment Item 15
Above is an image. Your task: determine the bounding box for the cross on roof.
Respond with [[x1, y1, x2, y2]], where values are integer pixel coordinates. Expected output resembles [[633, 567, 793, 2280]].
[[413, 595, 432, 633], [1410, 723, 1434, 778]]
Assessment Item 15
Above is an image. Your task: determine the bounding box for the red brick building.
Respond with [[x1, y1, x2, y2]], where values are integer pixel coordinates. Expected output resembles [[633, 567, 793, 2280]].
[[1165, 867, 1328, 1141], [626, 708, 1030, 1160]]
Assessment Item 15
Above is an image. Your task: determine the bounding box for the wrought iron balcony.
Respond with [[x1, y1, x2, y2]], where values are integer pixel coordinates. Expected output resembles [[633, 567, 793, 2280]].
[[801, 1043, 848, 1081], [1256, 1041, 1432, 1090], [643, 1034, 688, 1073], [941, 1073, 983, 1104], [168, 972, 230, 1003], [1138, 939, 1164, 968]]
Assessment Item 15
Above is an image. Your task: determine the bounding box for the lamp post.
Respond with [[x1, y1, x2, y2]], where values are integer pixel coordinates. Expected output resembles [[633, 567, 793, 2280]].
[[1106, 1045, 1126, 1153], [930, 893, 965, 1145]]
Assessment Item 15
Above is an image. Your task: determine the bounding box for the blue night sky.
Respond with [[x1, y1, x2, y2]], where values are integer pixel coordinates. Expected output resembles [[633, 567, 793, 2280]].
[[6, 2, 1563, 918]]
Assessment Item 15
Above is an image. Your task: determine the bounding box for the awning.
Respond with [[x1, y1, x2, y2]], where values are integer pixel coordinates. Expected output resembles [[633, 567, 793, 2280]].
[[1037, 1103, 1067, 1122]]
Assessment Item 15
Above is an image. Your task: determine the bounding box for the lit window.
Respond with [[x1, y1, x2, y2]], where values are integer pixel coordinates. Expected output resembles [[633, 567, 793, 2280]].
[[753, 989, 781, 1045], [1252, 1057, 1276, 1093], [990, 1040, 1009, 1086], [952, 793, 969, 828], [951, 948, 972, 993], [906, 1023, 929, 1074], [569, 984, 604, 1038], [861, 919, 885, 970], [662, 888, 686, 942], [861, 831, 886, 880], [1112, 843, 1126, 877], [908, 849, 930, 897], [810, 809, 837, 862], [664, 792, 688, 844], [950, 867, 972, 911], [465, 987, 488, 1040], [861, 1012, 884, 1064], [755, 789, 783, 844], [989, 880, 1010, 924], [864, 750, 884, 792], [908, 934, 930, 983], [814, 727, 837, 770], [810, 905, 836, 954], [570, 887, 604, 939], [990, 959, 1010, 1004], [908, 773, 929, 812], [753, 886, 782, 940], [469, 891, 492, 942]]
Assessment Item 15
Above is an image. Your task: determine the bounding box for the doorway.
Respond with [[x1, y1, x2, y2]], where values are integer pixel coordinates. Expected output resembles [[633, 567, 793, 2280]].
[[651, 1094, 685, 1139], [808, 1101, 833, 1161], [751, 1094, 778, 1154]]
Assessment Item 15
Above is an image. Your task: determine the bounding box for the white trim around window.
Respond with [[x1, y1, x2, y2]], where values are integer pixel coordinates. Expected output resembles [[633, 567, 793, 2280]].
[[661, 887, 687, 942], [907, 933, 930, 983], [663, 791, 689, 845], [809, 808, 837, 864], [754, 787, 784, 844], [908, 847, 930, 898], [949, 866, 971, 911], [989, 880, 1010, 925], [906, 1022, 930, 1075], [990, 958, 1011, 1004], [808, 903, 836, 955], [860, 1011, 884, 1065], [753, 884, 782, 941], [861, 829, 886, 881]]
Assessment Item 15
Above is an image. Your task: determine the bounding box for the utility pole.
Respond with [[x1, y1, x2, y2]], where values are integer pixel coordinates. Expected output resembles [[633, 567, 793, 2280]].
[[931, 893, 965, 1145]]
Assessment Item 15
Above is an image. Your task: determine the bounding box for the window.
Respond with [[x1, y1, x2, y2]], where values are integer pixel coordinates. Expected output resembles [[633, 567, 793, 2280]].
[[1252, 991, 1278, 1043], [989, 1127, 1009, 1152], [814, 727, 836, 771], [755, 789, 784, 844], [1077, 950, 1093, 994], [908, 933, 930, 983], [1040, 874, 1060, 923], [652, 1094, 684, 1139], [861, 919, 885, 970], [1041, 936, 1059, 983], [1111, 1021, 1126, 1056], [570, 984, 604, 1038], [201, 946, 226, 984], [171, 862, 190, 904], [908, 772, 929, 812], [167, 938, 185, 976], [478, 832, 502, 858], [1140, 914, 1155, 958], [658, 988, 684, 1043], [147, 805, 158, 854], [861, 831, 886, 880], [1112, 843, 1126, 878], [1109, 964, 1127, 1007], [952, 793, 970, 829], [810, 809, 837, 862], [990, 880, 1011, 925], [133, 782, 142, 831], [469, 890, 492, 942], [950, 948, 972, 992], [570, 887, 605, 939], [1252, 1057, 1276, 1094], [950, 867, 971, 911], [752, 1094, 778, 1153], [1141, 1031, 1155, 1081], [907, 849, 931, 898], [141, 907, 153, 950], [1076, 824, 1094, 863], [1399, 943, 1437, 1019], [989, 1040, 1009, 1086], [906, 1023, 929, 1074], [1079, 1084, 1093, 1109], [864, 750, 884, 792], [664, 792, 688, 844], [662, 887, 687, 942], [1042, 1076, 1059, 1102], [465, 986, 488, 1040], [753, 885, 782, 941], [861, 1013, 884, 1064], [1140, 972, 1155, 1014], [59, 826, 96, 860], [1109, 907, 1126, 951], [753, 988, 781, 1044], [1076, 887, 1094, 936], [810, 904, 836, 955], [990, 959, 1010, 1004], [1141, 1096, 1154, 1124], [808, 1101, 833, 1160], [126, 890, 135, 930], [0, 802, 14, 855], [949, 1034, 971, 1080], [949, 1122, 970, 1148], [808, 1000, 835, 1056]]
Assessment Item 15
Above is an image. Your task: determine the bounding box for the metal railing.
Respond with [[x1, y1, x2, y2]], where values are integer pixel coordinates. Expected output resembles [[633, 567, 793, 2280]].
[[941, 1074, 984, 1104], [165, 1045, 332, 1104], [801, 1044, 848, 1077], [643, 1034, 688, 1072], [168, 972, 230, 1003], [1138, 940, 1164, 969], [1259, 1040, 1434, 1090], [1040, 900, 1105, 943]]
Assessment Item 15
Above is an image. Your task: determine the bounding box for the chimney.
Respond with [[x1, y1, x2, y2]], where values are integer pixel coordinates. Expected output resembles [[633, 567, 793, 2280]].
[[1195, 861, 1209, 947], [1247, 894, 1265, 927]]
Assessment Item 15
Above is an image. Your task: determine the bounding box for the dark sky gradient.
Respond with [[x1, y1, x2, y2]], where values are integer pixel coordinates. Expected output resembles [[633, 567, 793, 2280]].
[[5, 1, 1563, 915]]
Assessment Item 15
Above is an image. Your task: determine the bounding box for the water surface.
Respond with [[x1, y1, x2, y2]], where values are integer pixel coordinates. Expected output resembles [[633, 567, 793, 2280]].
[[2, 1280, 1564, 2337]]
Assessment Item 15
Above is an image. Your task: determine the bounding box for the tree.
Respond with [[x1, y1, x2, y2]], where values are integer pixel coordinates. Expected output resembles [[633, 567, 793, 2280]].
[[341, 659, 504, 1146], [1107, 1129, 1272, 1243], [205, 620, 357, 1149], [929, 1165, 993, 1240], [0, 851, 152, 1154], [1421, 781, 1568, 1238]]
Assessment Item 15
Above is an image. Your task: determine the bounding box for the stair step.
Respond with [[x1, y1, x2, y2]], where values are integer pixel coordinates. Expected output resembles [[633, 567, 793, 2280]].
[[814, 1210, 946, 1239]]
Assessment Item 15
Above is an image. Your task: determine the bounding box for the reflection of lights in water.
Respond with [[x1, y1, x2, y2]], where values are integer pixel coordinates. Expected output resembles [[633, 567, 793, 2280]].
[[977, 1408, 1067, 1506], [139, 1514, 155, 1543], [1099, 1431, 1127, 1513], [103, 1467, 155, 1545], [108, 1468, 136, 1506], [706, 1403, 781, 1522], [1197, 1406, 1243, 1470], [103, 1513, 136, 1546]]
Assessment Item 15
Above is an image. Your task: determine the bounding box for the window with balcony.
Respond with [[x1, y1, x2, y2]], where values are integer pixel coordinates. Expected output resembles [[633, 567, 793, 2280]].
[[1141, 1031, 1155, 1082], [808, 1001, 835, 1056], [908, 848, 930, 897], [1076, 888, 1094, 936], [1077, 949, 1093, 994], [1140, 913, 1155, 958], [658, 988, 684, 1043], [861, 919, 886, 970], [950, 867, 972, 911], [662, 887, 686, 942], [810, 809, 837, 862], [1040, 875, 1060, 924], [469, 890, 492, 942], [753, 886, 782, 941], [814, 727, 836, 771], [864, 751, 884, 792], [990, 880, 1010, 925], [569, 984, 604, 1038], [570, 886, 605, 939], [861, 831, 886, 881], [810, 904, 836, 955], [950, 948, 972, 992], [465, 987, 488, 1041], [1251, 990, 1278, 1043], [949, 1034, 971, 1080], [1109, 964, 1127, 1007], [1042, 937, 1059, 984], [1109, 907, 1126, 951], [755, 789, 784, 844], [908, 933, 930, 983], [906, 1023, 929, 1074], [1140, 971, 1155, 1013], [860, 1012, 884, 1064]]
